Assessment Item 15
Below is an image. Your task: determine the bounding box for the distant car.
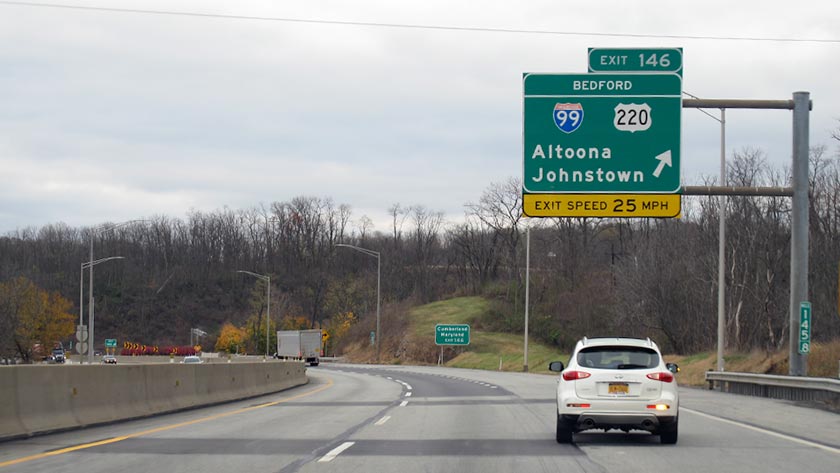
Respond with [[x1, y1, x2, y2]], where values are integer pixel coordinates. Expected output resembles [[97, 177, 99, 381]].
[[102, 355, 117, 364], [51, 348, 66, 364], [549, 337, 680, 444], [181, 355, 203, 364]]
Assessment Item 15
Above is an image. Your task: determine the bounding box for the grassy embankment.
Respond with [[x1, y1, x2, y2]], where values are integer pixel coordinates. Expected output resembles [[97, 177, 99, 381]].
[[408, 297, 566, 374], [374, 296, 840, 385]]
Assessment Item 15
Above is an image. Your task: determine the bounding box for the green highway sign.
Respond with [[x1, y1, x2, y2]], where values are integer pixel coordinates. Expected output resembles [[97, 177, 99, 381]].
[[799, 302, 811, 354], [522, 73, 681, 196], [588, 48, 683, 76], [105, 338, 117, 348], [435, 324, 470, 346]]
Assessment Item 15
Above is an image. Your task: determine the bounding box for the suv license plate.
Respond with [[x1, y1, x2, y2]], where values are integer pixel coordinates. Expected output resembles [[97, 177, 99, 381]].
[[608, 383, 629, 394]]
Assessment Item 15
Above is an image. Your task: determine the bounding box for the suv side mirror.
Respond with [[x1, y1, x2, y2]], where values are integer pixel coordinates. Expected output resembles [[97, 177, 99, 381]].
[[666, 363, 680, 374], [548, 361, 565, 372]]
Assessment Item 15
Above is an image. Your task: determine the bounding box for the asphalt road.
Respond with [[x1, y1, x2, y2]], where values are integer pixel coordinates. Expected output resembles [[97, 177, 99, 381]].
[[1, 363, 838, 472]]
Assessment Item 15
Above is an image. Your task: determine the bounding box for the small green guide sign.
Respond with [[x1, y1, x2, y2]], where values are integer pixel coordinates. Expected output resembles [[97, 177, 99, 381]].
[[799, 302, 811, 354], [435, 324, 470, 346], [588, 48, 683, 76], [105, 338, 117, 348]]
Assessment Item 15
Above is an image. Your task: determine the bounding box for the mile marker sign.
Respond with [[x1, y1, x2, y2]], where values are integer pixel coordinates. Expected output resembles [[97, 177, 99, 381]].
[[522, 73, 681, 217]]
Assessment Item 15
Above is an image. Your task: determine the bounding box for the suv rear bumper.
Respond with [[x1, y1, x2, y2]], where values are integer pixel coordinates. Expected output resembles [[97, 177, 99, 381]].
[[561, 413, 677, 432]]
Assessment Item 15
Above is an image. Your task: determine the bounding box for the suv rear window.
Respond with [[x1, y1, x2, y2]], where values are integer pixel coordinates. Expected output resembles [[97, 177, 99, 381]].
[[577, 346, 659, 370]]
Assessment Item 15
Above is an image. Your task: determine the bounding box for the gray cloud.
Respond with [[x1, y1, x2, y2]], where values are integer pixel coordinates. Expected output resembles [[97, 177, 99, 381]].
[[1, 0, 839, 233]]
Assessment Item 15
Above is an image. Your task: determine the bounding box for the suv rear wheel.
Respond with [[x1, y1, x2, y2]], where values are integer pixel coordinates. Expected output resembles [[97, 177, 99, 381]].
[[658, 418, 678, 444], [556, 413, 573, 443]]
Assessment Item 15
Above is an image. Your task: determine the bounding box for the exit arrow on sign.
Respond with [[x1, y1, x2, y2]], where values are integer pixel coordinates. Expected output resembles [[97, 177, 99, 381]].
[[653, 150, 672, 178]]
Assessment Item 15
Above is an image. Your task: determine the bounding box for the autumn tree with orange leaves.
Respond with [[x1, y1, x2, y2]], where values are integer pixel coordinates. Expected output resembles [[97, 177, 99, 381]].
[[0, 277, 75, 362], [214, 322, 246, 354]]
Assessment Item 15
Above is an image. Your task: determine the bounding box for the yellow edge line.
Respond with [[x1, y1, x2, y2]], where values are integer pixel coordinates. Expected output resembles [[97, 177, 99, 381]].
[[0, 377, 333, 469]]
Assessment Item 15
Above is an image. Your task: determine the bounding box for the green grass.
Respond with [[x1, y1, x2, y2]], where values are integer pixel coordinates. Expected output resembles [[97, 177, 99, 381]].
[[448, 332, 568, 374], [723, 353, 748, 363], [410, 297, 489, 330], [677, 351, 712, 365], [406, 297, 567, 374]]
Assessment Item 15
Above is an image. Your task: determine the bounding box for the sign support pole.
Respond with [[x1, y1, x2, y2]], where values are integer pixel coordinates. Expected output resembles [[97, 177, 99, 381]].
[[523, 226, 530, 373], [789, 91, 810, 376], [717, 108, 726, 372]]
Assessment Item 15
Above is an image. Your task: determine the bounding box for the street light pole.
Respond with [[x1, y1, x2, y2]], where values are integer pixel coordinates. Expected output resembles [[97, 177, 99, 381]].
[[88, 220, 147, 364], [81, 256, 125, 364], [236, 270, 271, 359], [685, 92, 727, 372], [88, 237, 94, 364], [79, 263, 84, 326], [335, 243, 381, 363]]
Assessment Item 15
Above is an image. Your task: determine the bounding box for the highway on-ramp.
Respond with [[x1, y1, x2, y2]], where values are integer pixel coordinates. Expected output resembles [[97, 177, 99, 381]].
[[1, 364, 838, 472]]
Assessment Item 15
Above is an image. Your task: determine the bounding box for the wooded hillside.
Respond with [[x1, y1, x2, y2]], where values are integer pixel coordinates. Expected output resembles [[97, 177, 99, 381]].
[[2, 146, 840, 359]]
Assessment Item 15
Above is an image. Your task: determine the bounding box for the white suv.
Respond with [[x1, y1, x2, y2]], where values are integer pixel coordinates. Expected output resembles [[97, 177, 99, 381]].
[[549, 337, 679, 444]]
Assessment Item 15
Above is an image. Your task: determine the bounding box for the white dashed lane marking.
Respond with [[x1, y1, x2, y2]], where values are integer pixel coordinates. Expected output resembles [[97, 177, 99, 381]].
[[318, 442, 355, 462]]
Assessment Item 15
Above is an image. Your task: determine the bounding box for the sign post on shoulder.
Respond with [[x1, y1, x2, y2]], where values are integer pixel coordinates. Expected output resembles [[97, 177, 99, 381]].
[[522, 73, 682, 218], [435, 324, 470, 367]]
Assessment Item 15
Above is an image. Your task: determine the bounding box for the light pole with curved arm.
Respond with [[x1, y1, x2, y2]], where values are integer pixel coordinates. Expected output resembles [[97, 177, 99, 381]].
[[685, 91, 727, 372], [335, 243, 380, 363], [88, 220, 147, 364], [79, 256, 125, 363], [236, 270, 270, 359]]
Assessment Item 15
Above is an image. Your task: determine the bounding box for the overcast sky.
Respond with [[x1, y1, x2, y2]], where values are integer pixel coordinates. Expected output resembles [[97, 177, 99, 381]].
[[1, 0, 838, 234]]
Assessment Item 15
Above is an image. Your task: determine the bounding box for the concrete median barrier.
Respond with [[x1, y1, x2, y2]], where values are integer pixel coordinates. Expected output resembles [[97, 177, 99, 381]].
[[0, 366, 23, 440], [15, 366, 78, 435], [0, 361, 307, 441]]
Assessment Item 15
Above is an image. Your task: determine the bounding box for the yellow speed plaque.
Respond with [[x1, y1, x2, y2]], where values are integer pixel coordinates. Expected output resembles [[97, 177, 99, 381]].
[[523, 193, 680, 218]]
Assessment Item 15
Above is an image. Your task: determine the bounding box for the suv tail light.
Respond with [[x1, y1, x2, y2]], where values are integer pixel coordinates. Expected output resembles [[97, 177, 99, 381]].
[[562, 370, 591, 381], [646, 372, 674, 383]]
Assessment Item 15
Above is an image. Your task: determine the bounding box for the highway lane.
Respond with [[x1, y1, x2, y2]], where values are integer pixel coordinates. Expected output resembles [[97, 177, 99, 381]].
[[1, 363, 838, 472]]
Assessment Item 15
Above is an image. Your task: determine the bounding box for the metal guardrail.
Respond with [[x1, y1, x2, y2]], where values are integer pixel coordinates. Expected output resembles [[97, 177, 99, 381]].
[[705, 371, 840, 405]]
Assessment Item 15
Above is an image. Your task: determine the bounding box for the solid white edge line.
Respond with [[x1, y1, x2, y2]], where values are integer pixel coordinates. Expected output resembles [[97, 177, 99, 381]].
[[681, 408, 840, 454], [375, 415, 392, 426], [317, 442, 355, 462], [400, 400, 408, 407]]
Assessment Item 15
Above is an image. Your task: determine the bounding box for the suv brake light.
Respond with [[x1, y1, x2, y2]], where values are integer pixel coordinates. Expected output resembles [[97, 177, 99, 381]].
[[562, 370, 591, 381], [646, 372, 674, 383]]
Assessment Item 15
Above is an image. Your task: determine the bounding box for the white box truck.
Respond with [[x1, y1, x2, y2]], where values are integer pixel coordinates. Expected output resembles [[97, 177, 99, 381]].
[[299, 329, 322, 366], [276, 330, 302, 359], [276, 329, 322, 366]]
